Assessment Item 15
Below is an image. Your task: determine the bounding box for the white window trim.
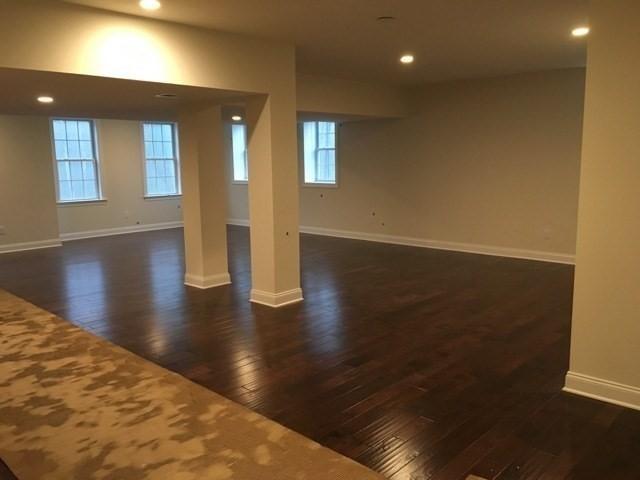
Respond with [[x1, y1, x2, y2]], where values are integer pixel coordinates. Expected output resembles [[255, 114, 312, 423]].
[[50, 118, 106, 204], [57, 199, 108, 207], [140, 121, 182, 199], [231, 123, 249, 184], [301, 121, 339, 188]]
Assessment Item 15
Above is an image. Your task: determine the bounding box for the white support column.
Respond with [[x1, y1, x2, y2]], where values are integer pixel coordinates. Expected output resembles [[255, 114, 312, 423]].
[[564, 0, 640, 410], [178, 104, 231, 289], [245, 94, 303, 307]]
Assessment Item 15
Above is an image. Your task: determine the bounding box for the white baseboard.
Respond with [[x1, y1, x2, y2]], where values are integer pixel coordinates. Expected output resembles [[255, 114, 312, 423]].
[[227, 218, 250, 227], [250, 288, 304, 308], [564, 371, 640, 411], [60, 221, 184, 241], [184, 272, 231, 289], [0, 238, 62, 254], [227, 219, 575, 265]]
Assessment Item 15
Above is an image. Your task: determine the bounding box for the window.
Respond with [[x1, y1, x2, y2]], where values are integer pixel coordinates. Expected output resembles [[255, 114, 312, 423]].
[[231, 124, 248, 182], [142, 122, 180, 196], [52, 119, 101, 202], [302, 121, 337, 185]]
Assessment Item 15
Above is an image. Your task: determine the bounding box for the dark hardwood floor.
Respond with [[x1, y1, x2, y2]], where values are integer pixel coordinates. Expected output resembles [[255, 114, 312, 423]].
[[0, 459, 17, 480], [1, 226, 639, 479]]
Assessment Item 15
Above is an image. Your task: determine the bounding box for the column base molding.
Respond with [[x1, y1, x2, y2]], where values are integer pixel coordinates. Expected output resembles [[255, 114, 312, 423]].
[[564, 371, 640, 411], [184, 272, 231, 289], [250, 288, 303, 308]]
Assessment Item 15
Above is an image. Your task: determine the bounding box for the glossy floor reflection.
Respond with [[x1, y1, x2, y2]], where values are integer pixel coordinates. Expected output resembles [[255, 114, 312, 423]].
[[1, 226, 639, 480]]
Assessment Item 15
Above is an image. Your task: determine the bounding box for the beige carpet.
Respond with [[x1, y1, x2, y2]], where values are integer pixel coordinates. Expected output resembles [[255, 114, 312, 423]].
[[0, 290, 383, 480]]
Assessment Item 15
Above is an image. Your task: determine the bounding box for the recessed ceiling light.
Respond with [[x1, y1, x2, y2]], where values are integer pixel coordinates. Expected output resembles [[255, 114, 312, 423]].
[[139, 0, 161, 10], [37, 96, 54, 104], [231, 115, 242, 122], [400, 54, 414, 64], [572, 26, 590, 37]]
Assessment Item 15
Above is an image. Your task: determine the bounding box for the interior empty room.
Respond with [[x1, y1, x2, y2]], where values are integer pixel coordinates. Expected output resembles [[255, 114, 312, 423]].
[[0, 1, 639, 479]]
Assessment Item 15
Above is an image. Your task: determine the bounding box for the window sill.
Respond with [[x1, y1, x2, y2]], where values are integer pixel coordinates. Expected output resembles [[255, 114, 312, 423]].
[[302, 182, 339, 189], [57, 199, 107, 207], [232, 180, 248, 185], [143, 194, 182, 200]]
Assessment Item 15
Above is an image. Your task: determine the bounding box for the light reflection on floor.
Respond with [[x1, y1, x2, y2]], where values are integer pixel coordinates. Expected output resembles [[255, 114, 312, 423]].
[[62, 257, 108, 325]]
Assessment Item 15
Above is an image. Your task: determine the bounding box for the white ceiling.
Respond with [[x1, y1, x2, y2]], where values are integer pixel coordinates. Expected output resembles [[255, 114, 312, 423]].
[[64, 0, 589, 86]]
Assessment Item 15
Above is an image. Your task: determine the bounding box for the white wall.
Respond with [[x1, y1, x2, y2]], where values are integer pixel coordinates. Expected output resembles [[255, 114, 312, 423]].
[[229, 68, 585, 261], [58, 119, 182, 237], [0, 115, 60, 251]]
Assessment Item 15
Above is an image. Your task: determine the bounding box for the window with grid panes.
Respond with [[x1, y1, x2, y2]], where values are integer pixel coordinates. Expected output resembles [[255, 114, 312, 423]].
[[302, 121, 337, 185], [142, 122, 180, 196], [52, 119, 101, 202], [231, 124, 248, 182]]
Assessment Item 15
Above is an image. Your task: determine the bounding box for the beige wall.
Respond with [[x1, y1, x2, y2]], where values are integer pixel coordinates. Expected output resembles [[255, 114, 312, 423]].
[[2, 68, 584, 259], [0, 115, 182, 247], [0, 0, 293, 95], [0, 115, 59, 248], [296, 74, 409, 119], [0, 2, 408, 121], [57, 119, 182, 235], [229, 69, 585, 259], [565, 0, 640, 408]]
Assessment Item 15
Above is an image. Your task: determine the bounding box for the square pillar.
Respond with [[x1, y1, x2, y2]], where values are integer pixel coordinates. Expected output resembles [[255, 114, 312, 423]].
[[245, 94, 303, 307], [178, 104, 231, 289], [564, 0, 640, 410]]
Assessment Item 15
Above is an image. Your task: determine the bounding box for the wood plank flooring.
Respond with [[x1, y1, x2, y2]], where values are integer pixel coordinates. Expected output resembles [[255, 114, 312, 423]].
[[0, 460, 16, 480], [1, 226, 639, 479]]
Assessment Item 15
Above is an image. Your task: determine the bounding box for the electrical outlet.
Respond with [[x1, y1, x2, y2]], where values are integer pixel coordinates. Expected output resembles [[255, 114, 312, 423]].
[[0, 225, 5, 235]]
